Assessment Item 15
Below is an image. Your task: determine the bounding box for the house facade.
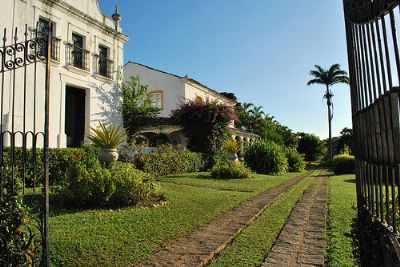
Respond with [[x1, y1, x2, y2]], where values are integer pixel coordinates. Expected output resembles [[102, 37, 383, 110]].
[[124, 62, 259, 149], [1, 0, 127, 148]]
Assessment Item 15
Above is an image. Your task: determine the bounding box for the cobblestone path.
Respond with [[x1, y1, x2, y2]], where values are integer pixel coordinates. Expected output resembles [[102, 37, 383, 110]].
[[262, 175, 328, 267], [138, 172, 312, 267]]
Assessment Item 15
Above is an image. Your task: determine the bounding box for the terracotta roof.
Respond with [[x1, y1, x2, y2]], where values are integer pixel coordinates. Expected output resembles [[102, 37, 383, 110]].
[[125, 61, 237, 104]]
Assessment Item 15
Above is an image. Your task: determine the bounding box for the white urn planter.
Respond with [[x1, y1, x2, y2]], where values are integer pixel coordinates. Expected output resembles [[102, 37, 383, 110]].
[[227, 152, 239, 162], [100, 148, 119, 163]]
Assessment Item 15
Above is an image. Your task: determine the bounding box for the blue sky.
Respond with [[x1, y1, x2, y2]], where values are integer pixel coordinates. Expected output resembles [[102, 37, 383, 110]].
[[99, 0, 351, 139]]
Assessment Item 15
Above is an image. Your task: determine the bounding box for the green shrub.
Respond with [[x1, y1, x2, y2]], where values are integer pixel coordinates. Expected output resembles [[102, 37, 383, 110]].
[[332, 154, 355, 174], [2, 146, 99, 187], [210, 160, 251, 179], [0, 193, 40, 266], [134, 145, 204, 177], [244, 141, 288, 175], [109, 162, 161, 206], [57, 158, 161, 208], [286, 148, 305, 172]]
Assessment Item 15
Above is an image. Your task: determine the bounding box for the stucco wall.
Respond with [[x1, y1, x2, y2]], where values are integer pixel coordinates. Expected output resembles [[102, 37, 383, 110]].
[[0, 0, 126, 148], [124, 63, 186, 118], [184, 82, 235, 107]]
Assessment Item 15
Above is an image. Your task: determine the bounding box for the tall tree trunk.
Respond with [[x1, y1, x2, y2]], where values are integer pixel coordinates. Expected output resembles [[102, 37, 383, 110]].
[[326, 85, 333, 161]]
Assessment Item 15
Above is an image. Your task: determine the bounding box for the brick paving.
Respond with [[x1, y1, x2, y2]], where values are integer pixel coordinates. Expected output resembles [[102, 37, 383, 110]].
[[138, 172, 312, 267], [262, 175, 328, 267]]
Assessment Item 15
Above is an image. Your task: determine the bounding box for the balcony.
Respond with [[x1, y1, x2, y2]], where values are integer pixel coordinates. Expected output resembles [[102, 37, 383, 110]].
[[38, 36, 61, 62], [50, 37, 61, 62], [66, 44, 90, 71], [96, 55, 114, 79]]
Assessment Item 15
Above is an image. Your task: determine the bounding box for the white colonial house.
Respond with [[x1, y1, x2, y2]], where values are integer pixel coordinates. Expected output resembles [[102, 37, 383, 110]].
[[124, 62, 259, 150], [1, 0, 127, 148]]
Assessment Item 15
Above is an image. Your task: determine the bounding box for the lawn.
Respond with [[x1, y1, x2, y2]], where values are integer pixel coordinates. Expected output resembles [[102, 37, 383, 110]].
[[48, 172, 303, 266], [327, 174, 359, 267], [209, 176, 314, 267]]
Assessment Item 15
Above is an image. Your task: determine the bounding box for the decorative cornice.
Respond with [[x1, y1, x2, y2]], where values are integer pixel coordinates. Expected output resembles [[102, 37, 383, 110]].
[[39, 0, 128, 43]]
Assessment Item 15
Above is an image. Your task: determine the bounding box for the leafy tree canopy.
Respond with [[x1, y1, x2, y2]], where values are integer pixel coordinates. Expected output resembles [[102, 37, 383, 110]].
[[121, 76, 160, 140], [297, 133, 326, 161], [172, 100, 237, 154]]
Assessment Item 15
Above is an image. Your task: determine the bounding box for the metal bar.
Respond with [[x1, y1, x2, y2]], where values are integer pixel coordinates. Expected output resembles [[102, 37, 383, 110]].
[[391, 166, 397, 232], [389, 9, 400, 85], [381, 15, 394, 91], [41, 25, 52, 267], [361, 24, 374, 105], [385, 165, 390, 223], [371, 21, 383, 97], [22, 25, 28, 195], [367, 22, 378, 101], [0, 28, 6, 200]]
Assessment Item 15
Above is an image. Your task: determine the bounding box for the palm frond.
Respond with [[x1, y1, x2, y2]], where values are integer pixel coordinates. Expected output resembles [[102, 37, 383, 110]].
[[307, 78, 324, 85], [88, 122, 125, 149]]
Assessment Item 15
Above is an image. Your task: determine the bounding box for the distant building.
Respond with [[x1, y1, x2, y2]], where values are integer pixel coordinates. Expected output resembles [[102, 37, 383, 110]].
[[124, 62, 258, 149], [2, 0, 128, 147]]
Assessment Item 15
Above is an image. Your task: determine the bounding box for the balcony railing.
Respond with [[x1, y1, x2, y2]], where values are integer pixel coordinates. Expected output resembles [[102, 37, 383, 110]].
[[50, 37, 61, 62], [66, 44, 90, 71], [96, 55, 113, 79], [38, 36, 61, 62]]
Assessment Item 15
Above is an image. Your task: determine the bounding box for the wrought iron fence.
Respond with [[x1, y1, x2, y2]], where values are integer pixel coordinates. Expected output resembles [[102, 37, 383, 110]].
[[344, 0, 400, 237], [0, 25, 51, 266]]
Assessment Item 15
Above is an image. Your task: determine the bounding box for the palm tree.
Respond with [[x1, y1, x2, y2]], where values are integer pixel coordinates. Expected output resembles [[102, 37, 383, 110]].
[[250, 105, 265, 119], [307, 64, 349, 161]]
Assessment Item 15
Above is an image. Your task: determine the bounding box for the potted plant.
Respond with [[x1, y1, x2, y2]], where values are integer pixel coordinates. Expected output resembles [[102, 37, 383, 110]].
[[89, 122, 125, 163]]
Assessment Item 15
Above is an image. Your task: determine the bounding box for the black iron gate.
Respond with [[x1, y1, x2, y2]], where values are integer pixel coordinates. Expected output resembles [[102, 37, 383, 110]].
[[0, 25, 51, 266], [344, 0, 400, 254]]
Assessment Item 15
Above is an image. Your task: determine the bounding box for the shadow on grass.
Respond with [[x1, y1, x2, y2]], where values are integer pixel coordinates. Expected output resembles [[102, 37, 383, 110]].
[[344, 178, 356, 184]]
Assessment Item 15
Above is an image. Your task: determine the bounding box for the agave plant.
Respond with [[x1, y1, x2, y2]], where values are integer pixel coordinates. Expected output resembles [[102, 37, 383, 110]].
[[89, 122, 125, 149]]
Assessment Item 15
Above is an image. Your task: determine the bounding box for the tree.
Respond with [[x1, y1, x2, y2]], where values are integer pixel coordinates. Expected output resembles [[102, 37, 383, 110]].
[[121, 76, 160, 140], [220, 92, 238, 102], [307, 64, 349, 161], [172, 100, 237, 154], [297, 133, 325, 161], [335, 127, 353, 154]]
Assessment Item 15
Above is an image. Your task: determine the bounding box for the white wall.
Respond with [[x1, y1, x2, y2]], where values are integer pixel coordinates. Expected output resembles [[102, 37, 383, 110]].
[[124, 63, 186, 118], [0, 0, 127, 148], [184, 81, 235, 107]]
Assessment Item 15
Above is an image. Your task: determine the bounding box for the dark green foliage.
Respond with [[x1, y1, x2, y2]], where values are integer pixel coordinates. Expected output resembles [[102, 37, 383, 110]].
[[210, 160, 251, 179], [286, 148, 305, 172], [235, 103, 298, 148], [332, 154, 355, 174], [244, 141, 288, 175], [57, 158, 160, 208], [0, 193, 40, 266], [172, 100, 236, 154], [134, 145, 204, 177], [2, 146, 98, 187], [335, 128, 353, 154], [122, 76, 161, 139], [297, 133, 325, 161]]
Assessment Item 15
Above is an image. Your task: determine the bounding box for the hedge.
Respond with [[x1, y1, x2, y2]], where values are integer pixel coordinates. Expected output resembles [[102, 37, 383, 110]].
[[1, 146, 98, 187], [244, 141, 288, 175], [332, 154, 355, 174], [134, 145, 204, 177]]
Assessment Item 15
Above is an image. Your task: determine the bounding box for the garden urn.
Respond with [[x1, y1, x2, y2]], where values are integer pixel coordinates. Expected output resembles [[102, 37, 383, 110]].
[[100, 148, 119, 163]]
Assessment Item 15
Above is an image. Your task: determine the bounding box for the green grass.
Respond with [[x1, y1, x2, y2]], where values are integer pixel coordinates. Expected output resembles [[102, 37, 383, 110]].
[[49, 172, 301, 266], [209, 177, 314, 267], [327, 174, 358, 267], [160, 172, 303, 193]]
